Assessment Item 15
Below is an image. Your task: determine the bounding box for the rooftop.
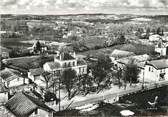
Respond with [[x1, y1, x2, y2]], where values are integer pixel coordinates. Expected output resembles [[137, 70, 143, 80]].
[[45, 62, 61, 70], [110, 49, 135, 58], [29, 68, 44, 76], [147, 59, 168, 69], [0, 68, 21, 82], [117, 54, 150, 65], [5, 92, 53, 117]]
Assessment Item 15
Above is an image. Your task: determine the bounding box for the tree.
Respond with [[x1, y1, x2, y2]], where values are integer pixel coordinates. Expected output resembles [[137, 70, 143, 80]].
[[123, 61, 140, 86], [62, 68, 77, 100], [34, 40, 41, 53], [161, 29, 164, 36], [157, 27, 161, 35], [117, 34, 126, 44], [112, 66, 123, 88], [77, 74, 94, 95], [0, 56, 5, 70], [146, 27, 151, 38], [91, 54, 112, 90]]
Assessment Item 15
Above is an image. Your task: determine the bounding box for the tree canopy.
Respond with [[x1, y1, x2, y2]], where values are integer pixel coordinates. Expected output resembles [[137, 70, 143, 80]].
[[123, 62, 140, 85], [62, 68, 77, 100], [91, 54, 112, 90]]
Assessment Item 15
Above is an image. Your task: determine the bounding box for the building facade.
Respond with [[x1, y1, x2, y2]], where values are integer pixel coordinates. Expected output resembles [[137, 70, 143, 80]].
[[142, 59, 168, 82], [43, 52, 87, 75]]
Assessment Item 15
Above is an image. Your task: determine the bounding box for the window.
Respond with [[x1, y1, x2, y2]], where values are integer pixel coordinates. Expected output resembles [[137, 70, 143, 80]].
[[35, 108, 38, 114], [68, 62, 71, 67], [151, 67, 153, 72], [64, 63, 66, 67], [73, 62, 75, 66], [149, 67, 151, 72], [83, 68, 85, 73]]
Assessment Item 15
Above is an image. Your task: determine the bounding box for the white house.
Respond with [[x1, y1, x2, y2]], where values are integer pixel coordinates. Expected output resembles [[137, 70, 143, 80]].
[[43, 52, 87, 75], [149, 34, 162, 42], [154, 41, 168, 56], [28, 68, 46, 87], [110, 49, 135, 63], [142, 59, 168, 82], [0, 68, 28, 88]]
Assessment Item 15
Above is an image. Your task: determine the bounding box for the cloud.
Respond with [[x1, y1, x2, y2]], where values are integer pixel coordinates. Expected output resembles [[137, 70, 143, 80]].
[[0, 0, 168, 14]]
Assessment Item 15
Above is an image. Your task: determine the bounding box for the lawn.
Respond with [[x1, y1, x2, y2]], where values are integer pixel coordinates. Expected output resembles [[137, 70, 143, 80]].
[[79, 43, 155, 57], [5, 55, 54, 70], [1, 38, 32, 49]]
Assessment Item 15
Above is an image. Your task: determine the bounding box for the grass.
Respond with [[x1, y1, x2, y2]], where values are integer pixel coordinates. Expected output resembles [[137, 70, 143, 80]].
[[83, 36, 107, 49], [1, 38, 32, 49], [6, 55, 54, 70], [79, 43, 155, 57]]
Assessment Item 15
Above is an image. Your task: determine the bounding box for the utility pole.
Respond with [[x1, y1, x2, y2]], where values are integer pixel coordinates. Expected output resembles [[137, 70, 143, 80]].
[[58, 71, 61, 112], [142, 71, 145, 89]]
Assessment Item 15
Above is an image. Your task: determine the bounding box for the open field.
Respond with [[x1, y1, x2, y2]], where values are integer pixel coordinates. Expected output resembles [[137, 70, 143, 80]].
[[5, 55, 54, 70], [79, 43, 155, 57]]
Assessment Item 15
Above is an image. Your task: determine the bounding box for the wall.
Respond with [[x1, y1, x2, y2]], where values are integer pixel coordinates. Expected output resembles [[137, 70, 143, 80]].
[[7, 77, 28, 88], [30, 109, 52, 117], [72, 65, 87, 75], [144, 65, 159, 82], [138, 68, 144, 82], [155, 47, 167, 56]]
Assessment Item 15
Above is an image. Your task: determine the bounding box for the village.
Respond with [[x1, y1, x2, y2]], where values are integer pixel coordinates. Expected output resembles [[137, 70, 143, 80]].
[[0, 13, 168, 117]]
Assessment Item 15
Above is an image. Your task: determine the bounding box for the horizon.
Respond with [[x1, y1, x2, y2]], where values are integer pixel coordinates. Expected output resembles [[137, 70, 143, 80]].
[[1, 0, 168, 16]]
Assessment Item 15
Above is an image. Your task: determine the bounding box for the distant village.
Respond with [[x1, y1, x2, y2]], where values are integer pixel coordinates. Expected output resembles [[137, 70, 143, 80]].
[[0, 15, 168, 117]]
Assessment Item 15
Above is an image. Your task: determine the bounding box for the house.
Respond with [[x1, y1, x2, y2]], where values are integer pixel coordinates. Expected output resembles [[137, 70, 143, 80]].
[[0, 68, 29, 88], [110, 49, 135, 63], [154, 41, 168, 56], [43, 52, 87, 75], [4, 91, 54, 117], [0, 46, 10, 58], [117, 54, 150, 65], [28, 68, 46, 87], [143, 59, 168, 82], [28, 40, 48, 54], [114, 54, 150, 82], [149, 34, 162, 42]]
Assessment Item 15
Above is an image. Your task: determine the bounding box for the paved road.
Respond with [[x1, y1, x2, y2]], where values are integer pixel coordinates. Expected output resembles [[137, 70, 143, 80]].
[[52, 81, 168, 111]]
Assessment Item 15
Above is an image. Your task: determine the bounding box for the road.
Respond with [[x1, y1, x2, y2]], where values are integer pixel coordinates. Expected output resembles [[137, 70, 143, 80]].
[[52, 80, 168, 111]]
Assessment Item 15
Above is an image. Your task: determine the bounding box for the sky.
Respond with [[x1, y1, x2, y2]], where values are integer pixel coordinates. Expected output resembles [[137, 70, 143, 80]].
[[0, 0, 168, 15]]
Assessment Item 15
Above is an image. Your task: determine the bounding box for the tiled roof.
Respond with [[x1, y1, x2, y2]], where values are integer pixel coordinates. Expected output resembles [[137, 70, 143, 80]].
[[130, 54, 150, 62], [147, 59, 168, 69], [77, 59, 87, 66], [0, 68, 21, 81], [117, 54, 150, 65], [110, 49, 135, 58], [137, 62, 146, 69], [5, 92, 53, 117], [29, 68, 44, 76], [45, 62, 61, 70]]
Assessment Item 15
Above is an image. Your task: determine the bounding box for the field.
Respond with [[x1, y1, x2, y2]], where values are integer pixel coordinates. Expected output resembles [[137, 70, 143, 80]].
[[5, 55, 54, 70], [79, 43, 155, 57], [1, 38, 32, 49]]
